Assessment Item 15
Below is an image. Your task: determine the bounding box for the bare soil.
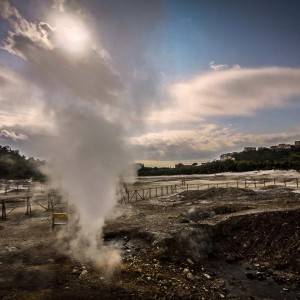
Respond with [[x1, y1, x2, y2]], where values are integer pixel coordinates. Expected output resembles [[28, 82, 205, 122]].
[[1, 185, 300, 299]]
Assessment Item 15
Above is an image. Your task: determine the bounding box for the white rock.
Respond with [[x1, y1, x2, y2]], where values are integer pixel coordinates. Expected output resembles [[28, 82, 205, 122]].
[[203, 273, 211, 279], [79, 269, 88, 279]]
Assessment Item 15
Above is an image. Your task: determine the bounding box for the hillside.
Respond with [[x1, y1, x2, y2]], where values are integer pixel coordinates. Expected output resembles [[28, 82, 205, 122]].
[[0, 145, 45, 181], [138, 147, 300, 176]]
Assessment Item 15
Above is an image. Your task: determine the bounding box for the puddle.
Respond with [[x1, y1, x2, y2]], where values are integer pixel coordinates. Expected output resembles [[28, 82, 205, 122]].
[[207, 260, 300, 299]]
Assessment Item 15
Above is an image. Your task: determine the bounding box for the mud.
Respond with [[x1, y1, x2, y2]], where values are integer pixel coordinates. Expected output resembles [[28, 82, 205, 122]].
[[1, 182, 300, 299]]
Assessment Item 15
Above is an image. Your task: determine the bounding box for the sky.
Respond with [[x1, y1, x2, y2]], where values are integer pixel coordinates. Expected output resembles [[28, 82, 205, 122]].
[[0, 0, 300, 167]]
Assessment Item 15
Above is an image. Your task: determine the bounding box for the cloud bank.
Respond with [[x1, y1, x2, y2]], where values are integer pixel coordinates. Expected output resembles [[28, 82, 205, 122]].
[[148, 67, 300, 124], [132, 124, 300, 162]]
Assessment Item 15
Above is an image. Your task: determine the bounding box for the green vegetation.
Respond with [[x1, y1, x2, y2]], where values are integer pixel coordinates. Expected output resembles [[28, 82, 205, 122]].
[[0, 145, 46, 181], [138, 148, 300, 176]]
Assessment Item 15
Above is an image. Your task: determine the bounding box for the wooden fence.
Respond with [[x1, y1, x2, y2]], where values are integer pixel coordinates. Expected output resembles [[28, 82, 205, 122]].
[[0, 187, 60, 221], [1, 178, 300, 219], [120, 177, 300, 204]]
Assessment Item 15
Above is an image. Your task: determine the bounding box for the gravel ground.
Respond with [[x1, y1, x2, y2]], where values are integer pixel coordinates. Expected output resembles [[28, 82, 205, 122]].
[[1, 182, 300, 299]]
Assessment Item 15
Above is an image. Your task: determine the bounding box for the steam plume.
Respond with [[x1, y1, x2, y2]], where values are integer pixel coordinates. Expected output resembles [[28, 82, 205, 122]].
[[0, 0, 133, 270]]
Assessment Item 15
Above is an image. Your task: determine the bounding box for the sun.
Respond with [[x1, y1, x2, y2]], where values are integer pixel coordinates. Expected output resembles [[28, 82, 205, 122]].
[[50, 13, 92, 56]]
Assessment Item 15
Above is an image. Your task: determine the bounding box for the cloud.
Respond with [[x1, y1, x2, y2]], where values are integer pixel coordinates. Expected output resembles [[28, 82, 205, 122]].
[[147, 67, 300, 124], [0, 129, 27, 141], [0, 66, 54, 131], [209, 61, 241, 71], [131, 124, 300, 161], [209, 61, 228, 71], [0, 0, 53, 59]]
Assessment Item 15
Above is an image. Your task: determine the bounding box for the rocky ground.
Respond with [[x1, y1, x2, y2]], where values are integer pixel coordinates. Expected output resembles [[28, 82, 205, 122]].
[[1, 185, 300, 299]]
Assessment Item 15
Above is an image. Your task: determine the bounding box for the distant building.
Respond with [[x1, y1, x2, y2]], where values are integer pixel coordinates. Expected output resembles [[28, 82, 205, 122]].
[[277, 144, 292, 150], [220, 153, 235, 161], [295, 141, 300, 148], [243, 147, 256, 152], [258, 147, 269, 151]]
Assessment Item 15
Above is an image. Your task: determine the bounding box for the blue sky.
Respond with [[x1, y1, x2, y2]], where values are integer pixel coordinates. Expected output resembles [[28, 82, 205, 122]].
[[1, 0, 300, 166], [151, 0, 300, 72]]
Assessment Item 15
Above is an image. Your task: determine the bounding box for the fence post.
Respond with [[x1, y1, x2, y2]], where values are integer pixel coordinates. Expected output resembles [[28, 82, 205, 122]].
[[26, 197, 31, 215], [254, 179, 257, 188], [1, 200, 6, 220], [237, 181, 239, 188], [263, 179, 266, 187], [47, 193, 51, 210], [135, 190, 138, 201], [186, 184, 189, 191], [274, 178, 276, 185], [244, 180, 247, 188], [284, 180, 287, 187], [297, 178, 299, 188]]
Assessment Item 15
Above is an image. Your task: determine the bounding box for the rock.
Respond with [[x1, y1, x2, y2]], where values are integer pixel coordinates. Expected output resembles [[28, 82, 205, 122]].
[[187, 258, 194, 265], [225, 254, 237, 264], [183, 268, 189, 274], [245, 272, 256, 280], [186, 272, 194, 280], [255, 271, 266, 281], [245, 271, 266, 281], [79, 269, 88, 279], [6, 246, 17, 252], [180, 218, 190, 223], [203, 273, 211, 279]]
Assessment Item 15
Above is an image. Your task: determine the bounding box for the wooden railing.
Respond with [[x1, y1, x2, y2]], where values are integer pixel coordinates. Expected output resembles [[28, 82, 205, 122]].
[[120, 177, 300, 204], [0, 185, 60, 221], [1, 178, 299, 219]]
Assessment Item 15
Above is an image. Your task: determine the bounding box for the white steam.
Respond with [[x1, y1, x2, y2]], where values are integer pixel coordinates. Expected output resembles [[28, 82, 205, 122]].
[[0, 0, 133, 270]]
